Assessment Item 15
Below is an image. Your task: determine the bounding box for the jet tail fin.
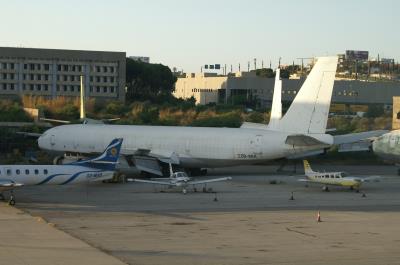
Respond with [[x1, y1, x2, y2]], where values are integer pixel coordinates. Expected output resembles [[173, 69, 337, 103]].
[[273, 56, 338, 134], [71, 138, 123, 170], [303, 160, 315, 175], [268, 68, 282, 130]]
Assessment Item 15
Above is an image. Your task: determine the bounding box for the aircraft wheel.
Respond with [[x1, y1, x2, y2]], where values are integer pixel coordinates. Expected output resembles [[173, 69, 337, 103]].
[[193, 187, 197, 192], [0, 193, 4, 201], [182, 189, 187, 195], [350, 186, 354, 191], [322, 186, 329, 192], [202, 187, 207, 193]]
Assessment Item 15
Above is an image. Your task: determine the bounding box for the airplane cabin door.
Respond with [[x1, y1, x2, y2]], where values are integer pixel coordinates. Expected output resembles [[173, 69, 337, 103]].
[[50, 134, 56, 146], [251, 135, 263, 154]]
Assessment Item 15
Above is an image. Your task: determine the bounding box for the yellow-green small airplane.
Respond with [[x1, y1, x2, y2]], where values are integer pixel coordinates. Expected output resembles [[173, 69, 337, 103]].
[[299, 160, 380, 191]]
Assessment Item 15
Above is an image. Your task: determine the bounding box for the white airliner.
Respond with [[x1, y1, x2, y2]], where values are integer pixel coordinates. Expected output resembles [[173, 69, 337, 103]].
[[37, 56, 339, 176], [299, 160, 379, 191], [131, 163, 232, 194], [0, 138, 123, 205]]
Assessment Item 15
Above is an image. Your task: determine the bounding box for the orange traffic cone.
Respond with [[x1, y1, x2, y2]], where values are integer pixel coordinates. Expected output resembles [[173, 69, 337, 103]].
[[317, 211, 322, 222]]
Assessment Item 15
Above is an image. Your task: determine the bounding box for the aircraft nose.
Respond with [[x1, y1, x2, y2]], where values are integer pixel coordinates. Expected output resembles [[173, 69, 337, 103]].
[[38, 133, 50, 150]]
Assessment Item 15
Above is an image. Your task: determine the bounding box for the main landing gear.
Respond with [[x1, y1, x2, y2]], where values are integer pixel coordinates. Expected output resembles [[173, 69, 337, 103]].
[[322, 186, 330, 192], [0, 192, 15, 205]]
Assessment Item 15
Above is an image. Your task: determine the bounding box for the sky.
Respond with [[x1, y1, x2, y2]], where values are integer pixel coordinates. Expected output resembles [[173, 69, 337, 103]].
[[0, 0, 398, 72]]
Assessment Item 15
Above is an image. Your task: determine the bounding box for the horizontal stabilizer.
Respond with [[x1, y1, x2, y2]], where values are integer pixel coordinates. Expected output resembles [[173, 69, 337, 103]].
[[333, 130, 388, 145], [285, 134, 330, 147]]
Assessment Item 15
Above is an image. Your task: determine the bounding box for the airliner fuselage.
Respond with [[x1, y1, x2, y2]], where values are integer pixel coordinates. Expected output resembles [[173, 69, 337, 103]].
[[38, 124, 333, 168]]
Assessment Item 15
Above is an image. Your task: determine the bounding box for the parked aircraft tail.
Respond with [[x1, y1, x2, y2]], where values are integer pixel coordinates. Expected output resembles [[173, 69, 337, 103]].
[[71, 138, 123, 170], [267, 68, 282, 130], [303, 160, 315, 174], [273, 56, 338, 134]]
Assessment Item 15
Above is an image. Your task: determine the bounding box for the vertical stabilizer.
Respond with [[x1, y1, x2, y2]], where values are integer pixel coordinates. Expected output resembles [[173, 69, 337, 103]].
[[169, 163, 174, 178], [303, 160, 315, 175], [80, 75, 86, 120], [274, 56, 338, 134], [268, 68, 282, 130], [71, 138, 123, 170]]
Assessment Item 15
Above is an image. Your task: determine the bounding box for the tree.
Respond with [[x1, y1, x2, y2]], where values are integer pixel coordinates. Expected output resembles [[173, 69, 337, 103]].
[[125, 58, 177, 102], [255, 68, 274, 78], [366, 104, 384, 118]]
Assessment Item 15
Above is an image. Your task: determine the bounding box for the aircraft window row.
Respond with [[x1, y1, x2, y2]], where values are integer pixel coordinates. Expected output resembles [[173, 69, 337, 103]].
[[316, 175, 340, 179], [3, 169, 49, 176]]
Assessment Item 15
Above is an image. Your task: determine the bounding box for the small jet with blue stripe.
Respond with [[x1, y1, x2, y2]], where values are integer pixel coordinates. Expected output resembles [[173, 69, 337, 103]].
[[0, 138, 123, 205]]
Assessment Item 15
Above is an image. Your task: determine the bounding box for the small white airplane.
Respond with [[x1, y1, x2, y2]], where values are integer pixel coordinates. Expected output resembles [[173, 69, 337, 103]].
[[299, 160, 380, 191], [0, 138, 123, 205], [131, 164, 232, 194]]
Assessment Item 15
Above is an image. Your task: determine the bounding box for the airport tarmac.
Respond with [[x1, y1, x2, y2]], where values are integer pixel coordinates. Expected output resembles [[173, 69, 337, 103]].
[[5, 164, 400, 264]]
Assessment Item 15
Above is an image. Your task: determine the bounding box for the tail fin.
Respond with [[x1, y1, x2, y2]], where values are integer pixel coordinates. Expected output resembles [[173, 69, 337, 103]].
[[72, 138, 123, 170], [169, 163, 174, 178], [273, 56, 338, 134], [303, 160, 315, 174], [267, 68, 282, 130]]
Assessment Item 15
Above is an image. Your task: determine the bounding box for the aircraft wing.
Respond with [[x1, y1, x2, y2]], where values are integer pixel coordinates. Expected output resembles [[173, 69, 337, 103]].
[[334, 130, 388, 145], [130, 179, 172, 186], [0, 179, 24, 188], [298, 178, 311, 182], [187, 177, 232, 185], [285, 134, 330, 147], [353, 175, 381, 182]]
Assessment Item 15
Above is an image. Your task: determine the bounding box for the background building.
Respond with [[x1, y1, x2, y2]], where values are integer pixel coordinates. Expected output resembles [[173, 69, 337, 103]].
[[0, 47, 126, 102], [174, 71, 400, 108]]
